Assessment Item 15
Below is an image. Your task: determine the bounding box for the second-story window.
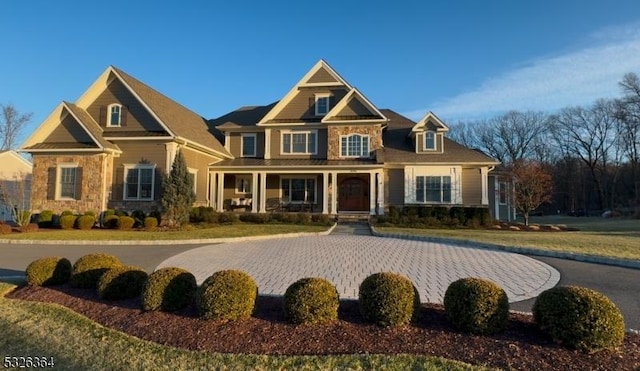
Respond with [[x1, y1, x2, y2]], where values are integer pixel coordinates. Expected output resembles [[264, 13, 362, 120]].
[[315, 94, 330, 116], [340, 134, 370, 158], [241, 133, 256, 157], [282, 130, 317, 155], [107, 104, 122, 127], [425, 131, 436, 150]]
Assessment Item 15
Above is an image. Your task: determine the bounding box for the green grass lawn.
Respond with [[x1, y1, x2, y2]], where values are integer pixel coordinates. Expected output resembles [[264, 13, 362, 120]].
[[0, 223, 330, 241], [0, 282, 491, 371], [377, 216, 640, 261]]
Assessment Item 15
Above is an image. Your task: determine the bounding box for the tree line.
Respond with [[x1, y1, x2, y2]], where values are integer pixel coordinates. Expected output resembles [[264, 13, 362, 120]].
[[448, 72, 640, 217]]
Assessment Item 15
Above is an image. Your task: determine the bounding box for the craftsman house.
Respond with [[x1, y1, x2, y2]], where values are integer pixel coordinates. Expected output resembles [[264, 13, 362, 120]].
[[0, 150, 33, 222], [21, 60, 501, 217]]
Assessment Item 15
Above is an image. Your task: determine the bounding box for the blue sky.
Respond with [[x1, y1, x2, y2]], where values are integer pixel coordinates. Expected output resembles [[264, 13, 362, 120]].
[[2, 1, 640, 147]]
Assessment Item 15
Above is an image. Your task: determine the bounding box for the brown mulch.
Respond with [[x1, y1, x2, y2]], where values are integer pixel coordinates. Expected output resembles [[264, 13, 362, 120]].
[[7, 285, 640, 370]]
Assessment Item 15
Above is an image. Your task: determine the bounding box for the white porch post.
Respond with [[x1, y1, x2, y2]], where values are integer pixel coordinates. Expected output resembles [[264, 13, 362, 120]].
[[216, 172, 225, 212], [322, 172, 329, 214], [331, 172, 338, 214], [377, 170, 384, 215], [494, 177, 500, 220], [481, 167, 489, 205], [259, 172, 267, 213], [251, 172, 259, 213], [369, 171, 376, 215]]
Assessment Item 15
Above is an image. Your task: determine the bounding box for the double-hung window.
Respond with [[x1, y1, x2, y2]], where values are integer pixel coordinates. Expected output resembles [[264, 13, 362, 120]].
[[281, 177, 316, 203], [340, 134, 370, 158], [424, 131, 436, 150], [241, 133, 256, 157], [107, 103, 122, 127], [124, 165, 155, 200], [282, 130, 317, 154], [416, 176, 452, 203], [57, 164, 78, 200], [235, 175, 252, 194], [315, 93, 330, 116]]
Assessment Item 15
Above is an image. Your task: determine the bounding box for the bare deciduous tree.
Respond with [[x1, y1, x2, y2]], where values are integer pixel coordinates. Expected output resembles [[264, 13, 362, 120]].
[[1, 103, 33, 150], [0, 170, 32, 227]]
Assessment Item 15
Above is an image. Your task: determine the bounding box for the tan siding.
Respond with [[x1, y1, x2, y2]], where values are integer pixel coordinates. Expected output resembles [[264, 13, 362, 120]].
[[274, 88, 348, 121], [416, 132, 443, 153], [339, 97, 374, 117], [227, 132, 265, 158], [385, 168, 405, 206], [45, 114, 94, 144], [306, 68, 340, 84], [87, 78, 166, 132], [181, 147, 218, 205], [462, 168, 482, 205], [110, 141, 168, 201]]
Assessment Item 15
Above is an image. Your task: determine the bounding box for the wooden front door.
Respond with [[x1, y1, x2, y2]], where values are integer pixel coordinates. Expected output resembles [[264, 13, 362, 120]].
[[338, 177, 369, 211]]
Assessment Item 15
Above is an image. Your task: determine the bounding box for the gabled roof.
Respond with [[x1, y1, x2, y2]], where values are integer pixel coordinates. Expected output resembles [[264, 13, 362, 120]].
[[64, 102, 120, 151], [258, 60, 352, 125], [322, 88, 387, 124], [377, 109, 499, 165], [411, 111, 449, 134], [0, 150, 32, 169]]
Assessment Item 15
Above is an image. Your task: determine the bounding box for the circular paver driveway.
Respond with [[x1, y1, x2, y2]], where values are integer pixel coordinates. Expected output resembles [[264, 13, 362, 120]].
[[158, 235, 560, 304]]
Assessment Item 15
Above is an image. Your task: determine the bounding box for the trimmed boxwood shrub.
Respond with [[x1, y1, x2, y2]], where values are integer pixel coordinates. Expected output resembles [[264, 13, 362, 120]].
[[70, 253, 122, 288], [142, 267, 197, 311], [117, 216, 135, 230], [144, 216, 159, 230], [196, 270, 257, 321], [358, 272, 420, 327], [131, 210, 146, 227], [239, 213, 270, 224], [97, 265, 148, 300], [284, 277, 339, 324], [61, 210, 74, 216], [217, 212, 239, 224], [103, 214, 119, 229], [76, 215, 95, 230], [443, 277, 509, 335], [37, 210, 54, 228], [59, 214, 77, 230], [25, 257, 71, 286], [533, 286, 625, 352]]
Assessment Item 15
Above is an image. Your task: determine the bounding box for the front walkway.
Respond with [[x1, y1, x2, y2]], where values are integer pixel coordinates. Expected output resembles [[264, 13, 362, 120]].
[[157, 235, 560, 304]]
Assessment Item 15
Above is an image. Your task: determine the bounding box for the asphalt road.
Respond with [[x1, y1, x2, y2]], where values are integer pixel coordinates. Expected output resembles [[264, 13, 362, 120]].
[[1, 242, 638, 330]]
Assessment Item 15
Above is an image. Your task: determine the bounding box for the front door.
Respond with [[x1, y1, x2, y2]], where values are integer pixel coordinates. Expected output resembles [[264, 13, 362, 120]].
[[338, 177, 368, 211]]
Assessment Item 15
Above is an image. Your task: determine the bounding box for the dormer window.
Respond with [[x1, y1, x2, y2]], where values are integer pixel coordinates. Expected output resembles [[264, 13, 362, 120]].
[[315, 93, 331, 116], [425, 131, 436, 151], [108, 103, 122, 127]]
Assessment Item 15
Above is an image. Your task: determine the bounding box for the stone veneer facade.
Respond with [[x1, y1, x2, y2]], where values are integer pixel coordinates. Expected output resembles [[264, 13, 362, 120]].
[[31, 153, 113, 214], [327, 124, 383, 160]]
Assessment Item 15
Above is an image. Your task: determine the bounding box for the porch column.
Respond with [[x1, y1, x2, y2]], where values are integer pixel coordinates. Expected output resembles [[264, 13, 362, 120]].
[[322, 172, 329, 214], [251, 172, 259, 213], [376, 170, 384, 215], [331, 172, 338, 214], [369, 171, 376, 215], [494, 177, 500, 220], [216, 172, 225, 212], [480, 167, 489, 205], [259, 172, 267, 213]]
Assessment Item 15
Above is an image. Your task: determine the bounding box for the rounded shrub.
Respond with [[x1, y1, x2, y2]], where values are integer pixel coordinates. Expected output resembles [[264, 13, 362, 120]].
[[25, 257, 72, 286], [196, 270, 257, 321], [117, 216, 135, 230], [61, 210, 74, 216], [70, 253, 122, 288], [76, 214, 96, 230], [97, 265, 148, 300], [104, 214, 119, 229], [358, 272, 420, 327], [59, 214, 77, 230], [443, 277, 509, 335], [283, 277, 339, 324], [20, 223, 39, 233], [37, 210, 54, 228], [533, 286, 625, 352], [144, 216, 159, 230], [142, 267, 197, 311]]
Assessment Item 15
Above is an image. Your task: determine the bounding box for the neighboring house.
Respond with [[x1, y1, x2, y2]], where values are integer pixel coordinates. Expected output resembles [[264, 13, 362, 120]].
[[21, 66, 231, 214], [0, 150, 33, 222], [21, 60, 501, 216]]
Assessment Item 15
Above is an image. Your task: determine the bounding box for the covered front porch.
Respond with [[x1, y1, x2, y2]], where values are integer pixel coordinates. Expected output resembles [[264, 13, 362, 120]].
[[208, 160, 385, 215]]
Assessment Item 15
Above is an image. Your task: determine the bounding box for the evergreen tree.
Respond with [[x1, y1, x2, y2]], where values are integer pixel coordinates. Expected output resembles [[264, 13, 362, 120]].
[[161, 150, 195, 227]]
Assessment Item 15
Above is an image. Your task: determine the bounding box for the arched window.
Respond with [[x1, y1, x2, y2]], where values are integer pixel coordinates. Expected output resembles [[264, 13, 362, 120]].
[[340, 134, 370, 158], [425, 131, 436, 150], [107, 103, 122, 127]]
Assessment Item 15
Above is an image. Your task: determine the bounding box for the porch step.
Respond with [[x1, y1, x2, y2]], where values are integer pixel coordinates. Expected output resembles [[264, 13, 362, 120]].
[[336, 213, 371, 223], [330, 222, 372, 236]]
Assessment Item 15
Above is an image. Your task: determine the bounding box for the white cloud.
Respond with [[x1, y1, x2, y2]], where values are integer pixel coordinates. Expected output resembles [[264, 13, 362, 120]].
[[406, 22, 640, 122]]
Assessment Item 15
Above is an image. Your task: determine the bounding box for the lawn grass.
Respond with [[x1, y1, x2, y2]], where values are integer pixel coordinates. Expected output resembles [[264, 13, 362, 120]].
[[0, 283, 492, 371], [377, 216, 640, 261], [0, 223, 330, 241]]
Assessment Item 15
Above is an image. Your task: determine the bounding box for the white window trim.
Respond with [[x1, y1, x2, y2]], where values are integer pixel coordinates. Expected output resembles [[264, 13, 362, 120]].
[[188, 168, 198, 193], [280, 176, 318, 204], [55, 163, 78, 201], [280, 130, 318, 155], [107, 103, 122, 127], [424, 131, 437, 151], [235, 175, 252, 195], [415, 175, 453, 204], [314, 93, 331, 116], [240, 133, 257, 157], [123, 164, 156, 201], [340, 133, 371, 158]]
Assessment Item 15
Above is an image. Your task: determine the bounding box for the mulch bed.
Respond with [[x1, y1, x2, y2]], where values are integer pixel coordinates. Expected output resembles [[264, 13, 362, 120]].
[[7, 285, 640, 370]]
